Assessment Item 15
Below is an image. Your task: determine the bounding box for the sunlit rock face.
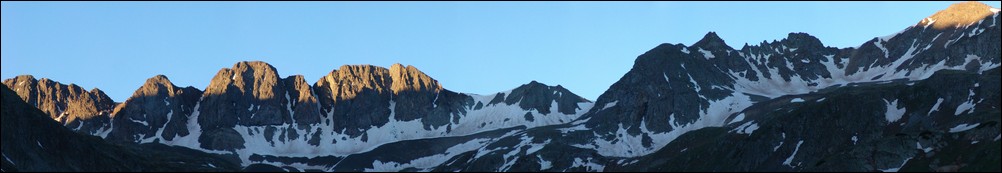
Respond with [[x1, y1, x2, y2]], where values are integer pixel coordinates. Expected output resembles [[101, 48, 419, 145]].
[[2, 75, 116, 136]]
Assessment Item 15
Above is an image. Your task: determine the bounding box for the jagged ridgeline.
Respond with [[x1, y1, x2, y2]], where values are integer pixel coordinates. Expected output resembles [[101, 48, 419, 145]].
[[2, 1, 999, 172], [3, 61, 594, 171]]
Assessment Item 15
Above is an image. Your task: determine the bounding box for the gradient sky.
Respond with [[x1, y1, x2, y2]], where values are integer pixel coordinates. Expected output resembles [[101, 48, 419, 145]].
[[3, 1, 1000, 101]]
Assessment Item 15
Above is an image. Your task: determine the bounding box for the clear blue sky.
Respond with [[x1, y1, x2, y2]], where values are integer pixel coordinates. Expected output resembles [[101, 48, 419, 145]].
[[3, 1, 999, 101]]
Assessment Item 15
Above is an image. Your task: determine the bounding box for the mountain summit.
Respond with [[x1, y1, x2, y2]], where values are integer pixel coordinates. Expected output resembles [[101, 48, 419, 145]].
[[918, 1, 1000, 29]]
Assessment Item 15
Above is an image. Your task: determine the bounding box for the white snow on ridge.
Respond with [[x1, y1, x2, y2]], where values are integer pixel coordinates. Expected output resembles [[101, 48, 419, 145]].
[[162, 89, 594, 169], [874, 40, 890, 58], [949, 123, 980, 133], [923, 18, 936, 28], [790, 98, 805, 103], [584, 92, 754, 157], [884, 99, 907, 123], [992, 8, 1000, 13], [364, 138, 490, 172]]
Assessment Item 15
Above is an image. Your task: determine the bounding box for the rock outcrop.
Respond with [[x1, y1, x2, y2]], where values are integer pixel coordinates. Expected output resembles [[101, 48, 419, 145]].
[[2, 75, 116, 135], [107, 75, 203, 143]]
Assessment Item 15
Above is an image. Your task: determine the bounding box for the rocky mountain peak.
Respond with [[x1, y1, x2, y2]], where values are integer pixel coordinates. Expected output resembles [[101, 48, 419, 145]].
[[139, 75, 178, 94], [2, 75, 116, 137], [2, 75, 39, 101], [693, 32, 731, 50], [315, 64, 393, 101], [207, 61, 282, 100], [918, 1, 998, 29], [107, 74, 203, 142], [504, 81, 591, 115], [2, 75, 115, 123], [389, 63, 443, 94], [780, 32, 825, 50]]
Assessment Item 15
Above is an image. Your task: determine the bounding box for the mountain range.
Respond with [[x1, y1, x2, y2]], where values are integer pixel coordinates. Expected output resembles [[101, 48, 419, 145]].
[[2, 1, 999, 172]]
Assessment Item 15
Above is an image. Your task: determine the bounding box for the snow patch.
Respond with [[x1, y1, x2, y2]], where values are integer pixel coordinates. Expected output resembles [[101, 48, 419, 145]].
[[916, 142, 933, 153], [432, 93, 439, 108], [558, 124, 589, 134], [774, 133, 786, 152], [880, 157, 912, 172], [874, 40, 890, 58], [571, 157, 605, 172], [680, 47, 690, 54], [729, 113, 745, 125], [601, 101, 618, 111], [130, 116, 149, 126], [698, 48, 715, 59], [2, 153, 13, 166], [949, 123, 980, 133], [790, 98, 804, 103], [928, 99, 944, 115], [955, 89, 977, 116], [142, 110, 174, 144], [783, 140, 804, 168], [923, 18, 936, 28], [884, 99, 906, 123], [663, 73, 671, 83], [154, 102, 233, 156], [731, 121, 759, 135], [851, 136, 858, 145], [538, 155, 552, 170]]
